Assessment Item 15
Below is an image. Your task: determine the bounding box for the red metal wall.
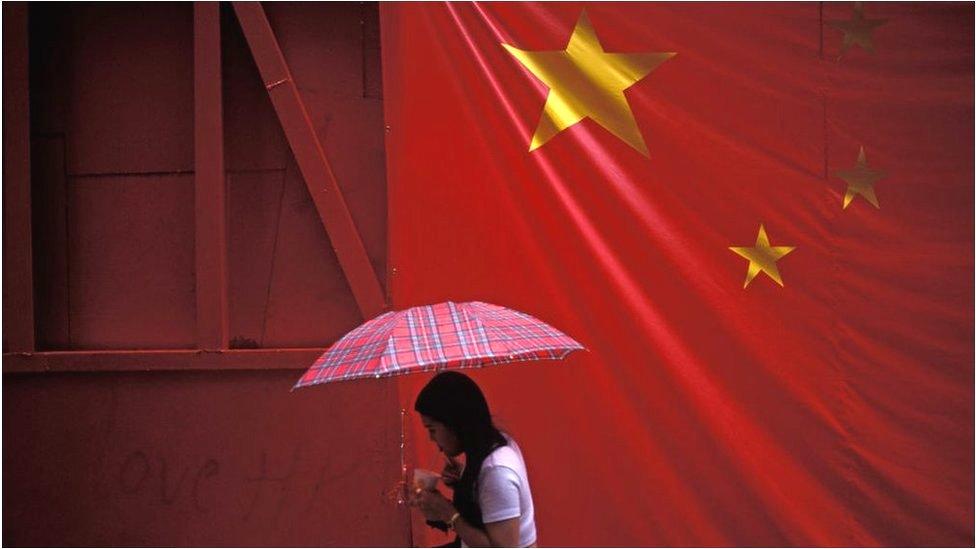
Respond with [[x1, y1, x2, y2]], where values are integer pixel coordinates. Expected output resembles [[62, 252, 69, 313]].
[[3, 372, 404, 546], [28, 2, 387, 349], [4, 2, 406, 545]]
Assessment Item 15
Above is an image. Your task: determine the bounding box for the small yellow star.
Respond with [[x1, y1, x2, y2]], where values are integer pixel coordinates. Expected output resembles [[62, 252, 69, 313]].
[[828, 1, 888, 58], [729, 225, 796, 289], [503, 11, 675, 156], [835, 146, 884, 209]]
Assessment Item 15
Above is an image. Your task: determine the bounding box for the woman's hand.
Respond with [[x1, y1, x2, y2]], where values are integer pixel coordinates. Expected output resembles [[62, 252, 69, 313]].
[[410, 488, 457, 523], [441, 456, 463, 488]]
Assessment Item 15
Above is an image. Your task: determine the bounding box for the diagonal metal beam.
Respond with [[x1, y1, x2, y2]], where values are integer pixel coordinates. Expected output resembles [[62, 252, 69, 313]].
[[194, 2, 230, 350], [232, 2, 386, 320], [3, 2, 35, 352]]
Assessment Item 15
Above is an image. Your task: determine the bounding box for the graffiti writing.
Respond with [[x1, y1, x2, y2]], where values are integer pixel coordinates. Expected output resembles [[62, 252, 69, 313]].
[[117, 451, 220, 511]]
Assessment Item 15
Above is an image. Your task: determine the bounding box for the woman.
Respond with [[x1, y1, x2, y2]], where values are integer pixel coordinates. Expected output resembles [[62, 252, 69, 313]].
[[410, 371, 537, 548]]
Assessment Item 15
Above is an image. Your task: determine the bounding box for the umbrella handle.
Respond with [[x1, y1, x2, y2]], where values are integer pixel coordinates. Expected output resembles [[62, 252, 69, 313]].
[[398, 407, 407, 505]]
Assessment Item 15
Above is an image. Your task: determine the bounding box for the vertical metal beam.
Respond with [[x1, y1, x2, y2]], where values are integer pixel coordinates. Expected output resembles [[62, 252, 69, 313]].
[[3, 2, 36, 352], [232, 2, 386, 320], [194, 2, 229, 350]]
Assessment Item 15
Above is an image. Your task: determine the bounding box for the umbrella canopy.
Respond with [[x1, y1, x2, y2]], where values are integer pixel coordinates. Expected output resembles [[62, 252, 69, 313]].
[[293, 301, 584, 389]]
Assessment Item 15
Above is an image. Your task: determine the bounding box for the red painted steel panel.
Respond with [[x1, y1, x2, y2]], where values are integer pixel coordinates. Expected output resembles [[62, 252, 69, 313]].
[[222, 2, 388, 347], [227, 170, 285, 348], [226, 163, 366, 349], [28, 5, 71, 350], [28, 4, 198, 349], [233, 2, 386, 319], [3, 2, 35, 352], [362, 3, 384, 100], [194, 2, 230, 350], [226, 166, 375, 348], [263, 3, 388, 291], [67, 175, 196, 349], [221, 4, 290, 173], [27, 3, 69, 135], [2, 371, 409, 545], [30, 136, 71, 349], [260, 160, 363, 347], [63, 3, 194, 175], [27, 3, 388, 353]]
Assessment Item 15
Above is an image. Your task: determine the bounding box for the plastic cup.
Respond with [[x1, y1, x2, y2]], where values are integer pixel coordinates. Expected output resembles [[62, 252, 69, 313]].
[[413, 468, 440, 491]]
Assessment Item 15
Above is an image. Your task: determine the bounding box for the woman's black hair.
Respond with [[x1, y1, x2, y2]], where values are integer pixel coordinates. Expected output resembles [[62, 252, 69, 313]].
[[414, 370, 507, 530]]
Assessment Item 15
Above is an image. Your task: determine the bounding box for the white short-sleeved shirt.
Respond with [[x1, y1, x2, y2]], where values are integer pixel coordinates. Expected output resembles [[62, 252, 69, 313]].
[[461, 433, 536, 547]]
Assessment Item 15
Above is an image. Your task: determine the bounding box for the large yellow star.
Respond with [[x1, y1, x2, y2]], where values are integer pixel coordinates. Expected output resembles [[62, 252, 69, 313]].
[[834, 146, 884, 209], [729, 225, 796, 289], [828, 1, 888, 58], [502, 11, 675, 156]]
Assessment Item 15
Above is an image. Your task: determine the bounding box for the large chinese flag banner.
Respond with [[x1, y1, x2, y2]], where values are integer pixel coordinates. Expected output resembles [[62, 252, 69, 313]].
[[381, 3, 973, 546]]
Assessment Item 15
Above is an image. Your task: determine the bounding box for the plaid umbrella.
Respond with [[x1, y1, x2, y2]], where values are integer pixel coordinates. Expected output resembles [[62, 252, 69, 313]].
[[293, 301, 584, 389]]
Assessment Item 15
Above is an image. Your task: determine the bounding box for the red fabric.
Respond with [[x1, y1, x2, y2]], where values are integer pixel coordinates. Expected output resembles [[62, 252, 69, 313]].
[[293, 301, 582, 387], [381, 3, 973, 546]]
